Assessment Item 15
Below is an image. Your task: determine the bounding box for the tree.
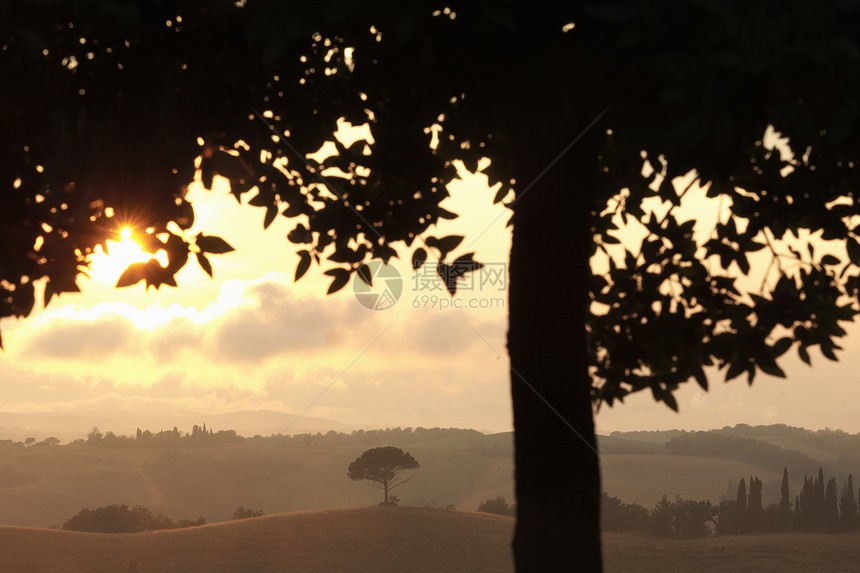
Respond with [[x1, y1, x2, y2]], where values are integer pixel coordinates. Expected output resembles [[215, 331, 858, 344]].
[[347, 446, 419, 504], [747, 476, 763, 532], [839, 474, 856, 531], [816, 467, 826, 530], [736, 478, 747, 532], [6, 2, 860, 571], [779, 467, 791, 531], [825, 477, 840, 533]]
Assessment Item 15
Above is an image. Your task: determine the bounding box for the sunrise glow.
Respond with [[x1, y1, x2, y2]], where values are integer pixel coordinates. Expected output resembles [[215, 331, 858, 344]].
[[87, 227, 157, 283]]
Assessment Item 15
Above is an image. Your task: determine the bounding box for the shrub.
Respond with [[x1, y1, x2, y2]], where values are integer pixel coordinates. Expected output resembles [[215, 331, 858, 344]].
[[61, 504, 204, 533], [601, 494, 649, 532], [477, 496, 516, 517], [231, 507, 265, 520]]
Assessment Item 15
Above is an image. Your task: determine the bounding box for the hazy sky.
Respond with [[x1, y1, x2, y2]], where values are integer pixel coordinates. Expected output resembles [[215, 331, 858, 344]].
[[3, 155, 860, 436]]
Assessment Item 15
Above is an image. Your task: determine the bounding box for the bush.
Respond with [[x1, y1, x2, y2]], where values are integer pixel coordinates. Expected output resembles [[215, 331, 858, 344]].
[[231, 507, 265, 520], [477, 496, 516, 517], [61, 504, 204, 533], [648, 495, 714, 538], [601, 494, 649, 532]]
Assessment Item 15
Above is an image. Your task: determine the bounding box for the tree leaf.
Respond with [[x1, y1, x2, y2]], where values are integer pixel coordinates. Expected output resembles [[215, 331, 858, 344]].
[[212, 149, 251, 180], [821, 254, 840, 266], [436, 262, 457, 296], [693, 368, 708, 391], [116, 262, 148, 288], [798, 345, 811, 365], [196, 252, 213, 278], [847, 237, 860, 263], [295, 250, 312, 281], [772, 337, 792, 358], [436, 235, 464, 259], [325, 268, 351, 294], [263, 204, 278, 229], [356, 263, 373, 286], [725, 360, 745, 382], [757, 356, 786, 378], [412, 248, 427, 270], [662, 392, 678, 412], [196, 234, 235, 254], [436, 207, 458, 220]]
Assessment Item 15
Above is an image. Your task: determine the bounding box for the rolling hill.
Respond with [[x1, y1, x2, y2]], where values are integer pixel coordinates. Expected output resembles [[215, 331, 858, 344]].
[[0, 506, 514, 573], [4, 508, 860, 573]]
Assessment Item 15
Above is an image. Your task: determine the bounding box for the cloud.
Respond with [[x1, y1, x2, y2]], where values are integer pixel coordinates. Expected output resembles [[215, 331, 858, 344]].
[[24, 315, 135, 359], [208, 280, 362, 362]]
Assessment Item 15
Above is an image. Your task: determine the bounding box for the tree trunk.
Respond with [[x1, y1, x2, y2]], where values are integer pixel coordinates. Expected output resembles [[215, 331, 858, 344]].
[[508, 123, 602, 570]]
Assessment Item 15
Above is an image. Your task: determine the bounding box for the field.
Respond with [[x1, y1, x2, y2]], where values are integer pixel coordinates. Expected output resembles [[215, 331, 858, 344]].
[[603, 532, 860, 573], [0, 506, 513, 573], [4, 508, 860, 573], [0, 435, 515, 528]]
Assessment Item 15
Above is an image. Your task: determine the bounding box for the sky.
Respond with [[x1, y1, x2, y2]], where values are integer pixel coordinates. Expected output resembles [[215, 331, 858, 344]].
[[3, 153, 860, 438]]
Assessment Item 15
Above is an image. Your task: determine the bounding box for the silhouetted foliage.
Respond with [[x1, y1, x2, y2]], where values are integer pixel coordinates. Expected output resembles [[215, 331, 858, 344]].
[[647, 496, 714, 539], [231, 507, 265, 520], [735, 478, 748, 533], [600, 494, 649, 532], [61, 504, 203, 533], [779, 467, 791, 531], [8, 3, 860, 570], [347, 446, 419, 504], [747, 476, 763, 532], [840, 474, 856, 531], [477, 496, 516, 518]]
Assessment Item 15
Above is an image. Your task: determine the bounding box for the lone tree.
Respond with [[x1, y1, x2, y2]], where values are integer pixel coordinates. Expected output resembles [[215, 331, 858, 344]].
[[347, 446, 419, 505], [6, 2, 860, 570]]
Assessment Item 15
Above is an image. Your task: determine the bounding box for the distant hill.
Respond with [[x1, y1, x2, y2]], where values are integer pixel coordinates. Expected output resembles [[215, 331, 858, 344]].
[[0, 409, 353, 443], [0, 506, 514, 573], [601, 423, 860, 506]]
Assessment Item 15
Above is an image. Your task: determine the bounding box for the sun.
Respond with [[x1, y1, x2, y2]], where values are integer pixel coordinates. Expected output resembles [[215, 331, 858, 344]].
[[87, 227, 165, 284]]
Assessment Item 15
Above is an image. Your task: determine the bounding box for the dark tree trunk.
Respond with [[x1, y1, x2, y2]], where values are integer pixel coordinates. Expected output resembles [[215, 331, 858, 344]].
[[508, 124, 602, 570]]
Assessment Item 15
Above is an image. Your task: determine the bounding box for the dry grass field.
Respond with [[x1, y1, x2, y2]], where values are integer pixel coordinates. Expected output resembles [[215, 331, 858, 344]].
[[0, 506, 515, 573], [5, 507, 860, 573], [603, 531, 860, 573], [0, 441, 514, 528]]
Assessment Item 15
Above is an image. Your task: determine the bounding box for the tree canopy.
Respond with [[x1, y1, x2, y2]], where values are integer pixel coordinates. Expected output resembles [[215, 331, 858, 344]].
[[347, 446, 419, 504], [5, 1, 860, 571]]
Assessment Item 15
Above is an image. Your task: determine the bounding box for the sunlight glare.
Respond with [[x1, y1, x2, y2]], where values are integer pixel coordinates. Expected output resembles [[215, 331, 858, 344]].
[[87, 227, 158, 284]]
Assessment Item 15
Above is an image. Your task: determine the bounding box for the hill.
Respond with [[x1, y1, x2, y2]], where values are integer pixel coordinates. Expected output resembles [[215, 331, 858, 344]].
[[0, 432, 514, 528], [5, 508, 860, 573], [0, 506, 514, 573]]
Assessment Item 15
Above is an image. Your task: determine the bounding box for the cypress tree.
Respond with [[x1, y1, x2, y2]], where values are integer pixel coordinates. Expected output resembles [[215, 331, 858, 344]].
[[748, 476, 763, 532], [794, 494, 801, 531], [825, 477, 840, 533], [798, 475, 815, 532], [815, 467, 826, 530], [736, 478, 748, 533], [840, 474, 856, 532], [780, 467, 791, 531]]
